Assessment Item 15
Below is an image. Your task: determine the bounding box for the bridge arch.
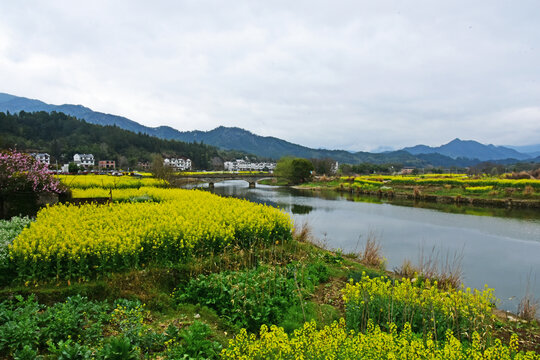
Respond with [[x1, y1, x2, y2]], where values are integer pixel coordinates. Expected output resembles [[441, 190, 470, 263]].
[[173, 174, 274, 189]]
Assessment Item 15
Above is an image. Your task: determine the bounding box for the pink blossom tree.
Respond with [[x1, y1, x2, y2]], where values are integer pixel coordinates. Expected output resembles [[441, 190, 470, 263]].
[[0, 150, 65, 195]]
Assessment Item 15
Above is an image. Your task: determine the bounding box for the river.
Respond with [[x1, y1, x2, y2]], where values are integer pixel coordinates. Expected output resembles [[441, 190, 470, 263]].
[[205, 180, 540, 313]]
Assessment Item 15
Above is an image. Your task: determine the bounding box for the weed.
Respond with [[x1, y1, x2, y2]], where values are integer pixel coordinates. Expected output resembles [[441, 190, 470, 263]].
[[48, 339, 93, 360], [523, 185, 534, 196], [98, 336, 139, 360], [397, 244, 464, 289], [518, 294, 539, 321], [0, 295, 42, 355], [518, 272, 539, 321], [394, 258, 419, 278], [359, 232, 384, 269], [293, 221, 311, 243], [12, 345, 39, 360]]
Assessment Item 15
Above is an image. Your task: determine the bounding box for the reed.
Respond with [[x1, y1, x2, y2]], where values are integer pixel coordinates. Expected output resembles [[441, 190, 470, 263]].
[[359, 231, 385, 269]]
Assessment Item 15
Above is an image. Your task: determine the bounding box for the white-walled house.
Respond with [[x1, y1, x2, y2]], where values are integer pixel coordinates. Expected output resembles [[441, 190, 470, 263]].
[[331, 161, 339, 174], [31, 153, 50, 165], [224, 159, 276, 172], [73, 154, 95, 167], [164, 157, 192, 171]]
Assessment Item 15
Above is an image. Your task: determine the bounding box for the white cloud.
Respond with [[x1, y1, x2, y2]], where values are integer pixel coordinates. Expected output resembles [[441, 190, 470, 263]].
[[1, 1, 539, 152]]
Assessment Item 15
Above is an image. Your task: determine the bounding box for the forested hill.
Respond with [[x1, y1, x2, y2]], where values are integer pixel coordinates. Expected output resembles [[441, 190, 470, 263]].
[[0, 111, 238, 169]]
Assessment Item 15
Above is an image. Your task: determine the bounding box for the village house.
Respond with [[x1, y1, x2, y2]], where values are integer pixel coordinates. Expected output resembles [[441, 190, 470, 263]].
[[163, 157, 192, 171], [223, 159, 276, 172], [137, 161, 150, 170], [73, 154, 95, 167], [400, 167, 416, 175], [98, 160, 116, 169], [30, 153, 50, 165]]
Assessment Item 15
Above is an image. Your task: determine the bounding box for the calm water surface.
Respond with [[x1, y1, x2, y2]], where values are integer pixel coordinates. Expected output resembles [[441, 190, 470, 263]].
[[207, 180, 540, 313]]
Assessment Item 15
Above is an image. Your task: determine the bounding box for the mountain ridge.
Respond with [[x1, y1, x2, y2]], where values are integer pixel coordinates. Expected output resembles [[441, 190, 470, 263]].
[[0, 92, 537, 166]]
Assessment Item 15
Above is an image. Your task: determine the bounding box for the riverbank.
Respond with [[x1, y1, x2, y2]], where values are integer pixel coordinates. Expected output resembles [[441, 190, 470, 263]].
[[294, 175, 540, 209], [296, 184, 540, 209]]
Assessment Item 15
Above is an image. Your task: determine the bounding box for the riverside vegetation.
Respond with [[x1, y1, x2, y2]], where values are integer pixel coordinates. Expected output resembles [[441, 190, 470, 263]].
[[297, 173, 540, 208], [0, 175, 539, 358]]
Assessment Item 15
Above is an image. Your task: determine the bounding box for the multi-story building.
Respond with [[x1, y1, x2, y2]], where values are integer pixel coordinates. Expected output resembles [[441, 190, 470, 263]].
[[98, 160, 116, 169], [223, 159, 276, 172], [31, 153, 50, 165], [137, 161, 150, 170], [73, 154, 95, 167], [164, 157, 192, 171]]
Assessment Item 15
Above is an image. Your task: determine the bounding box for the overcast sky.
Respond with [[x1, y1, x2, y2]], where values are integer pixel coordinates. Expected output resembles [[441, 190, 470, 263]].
[[1, 1, 539, 151]]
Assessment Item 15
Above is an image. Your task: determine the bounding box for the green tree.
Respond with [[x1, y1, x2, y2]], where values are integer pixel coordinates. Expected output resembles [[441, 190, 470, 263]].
[[275, 157, 313, 184], [310, 158, 336, 175], [68, 162, 80, 173], [150, 155, 173, 181]]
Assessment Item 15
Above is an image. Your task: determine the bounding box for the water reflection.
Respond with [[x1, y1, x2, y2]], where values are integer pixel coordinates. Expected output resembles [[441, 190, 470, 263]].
[[291, 204, 313, 214]]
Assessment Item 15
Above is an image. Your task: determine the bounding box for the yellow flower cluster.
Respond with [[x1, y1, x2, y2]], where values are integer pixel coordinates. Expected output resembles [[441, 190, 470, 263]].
[[71, 187, 157, 200], [342, 275, 496, 342], [10, 188, 292, 279], [58, 175, 167, 189], [346, 175, 540, 189], [179, 171, 269, 175], [222, 319, 538, 359]]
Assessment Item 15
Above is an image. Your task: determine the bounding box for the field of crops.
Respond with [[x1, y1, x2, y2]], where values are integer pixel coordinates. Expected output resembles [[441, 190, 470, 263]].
[[179, 171, 269, 176], [341, 174, 540, 189], [9, 188, 292, 280], [342, 274, 496, 342], [222, 319, 538, 359], [222, 274, 539, 359], [57, 174, 167, 189]]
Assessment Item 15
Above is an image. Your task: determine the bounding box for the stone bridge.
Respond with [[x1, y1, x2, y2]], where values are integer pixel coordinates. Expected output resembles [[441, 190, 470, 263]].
[[173, 173, 274, 188]]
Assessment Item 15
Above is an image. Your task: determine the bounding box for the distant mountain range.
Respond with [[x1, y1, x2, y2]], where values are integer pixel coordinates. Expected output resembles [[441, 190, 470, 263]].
[[504, 144, 540, 158], [401, 138, 531, 161], [1, 92, 539, 166]]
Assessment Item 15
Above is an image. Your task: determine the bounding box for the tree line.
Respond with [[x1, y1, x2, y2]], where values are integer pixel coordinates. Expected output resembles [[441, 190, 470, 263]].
[[0, 111, 253, 169]]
